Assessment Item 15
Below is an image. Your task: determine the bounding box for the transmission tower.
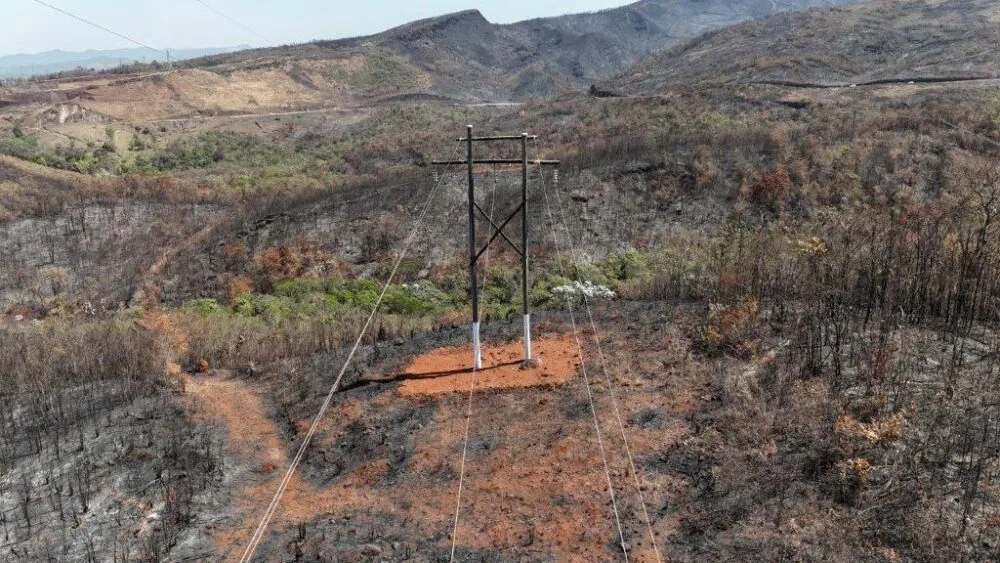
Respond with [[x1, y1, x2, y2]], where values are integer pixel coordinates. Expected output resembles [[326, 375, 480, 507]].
[[433, 125, 559, 370]]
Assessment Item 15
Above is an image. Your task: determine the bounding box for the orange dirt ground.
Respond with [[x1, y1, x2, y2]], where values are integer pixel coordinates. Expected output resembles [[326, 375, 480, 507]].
[[180, 326, 694, 561], [183, 374, 405, 558], [398, 333, 581, 396]]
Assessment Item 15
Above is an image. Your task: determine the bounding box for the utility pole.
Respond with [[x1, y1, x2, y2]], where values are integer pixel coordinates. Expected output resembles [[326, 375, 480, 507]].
[[466, 125, 481, 370], [521, 132, 531, 363], [433, 126, 559, 370]]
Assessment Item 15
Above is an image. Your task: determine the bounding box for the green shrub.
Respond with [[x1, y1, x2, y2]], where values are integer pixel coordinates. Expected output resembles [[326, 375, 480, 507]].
[[136, 131, 294, 173], [273, 278, 332, 300], [481, 266, 520, 318], [530, 273, 573, 310], [181, 298, 227, 316], [324, 278, 382, 308], [383, 281, 452, 315], [562, 259, 612, 287], [0, 134, 40, 160], [383, 285, 430, 315], [273, 276, 455, 316], [601, 248, 652, 282], [232, 294, 293, 322]]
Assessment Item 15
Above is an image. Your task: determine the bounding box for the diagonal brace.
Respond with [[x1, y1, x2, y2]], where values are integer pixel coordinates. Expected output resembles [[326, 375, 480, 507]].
[[474, 201, 523, 255], [472, 203, 524, 265]]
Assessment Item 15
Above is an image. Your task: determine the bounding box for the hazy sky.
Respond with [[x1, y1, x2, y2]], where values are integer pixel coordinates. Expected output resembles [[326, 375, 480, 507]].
[[4, 0, 630, 56]]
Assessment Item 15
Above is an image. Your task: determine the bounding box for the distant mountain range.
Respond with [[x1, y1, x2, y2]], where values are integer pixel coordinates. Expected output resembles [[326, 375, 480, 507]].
[[0, 0, 877, 115], [0, 46, 250, 78], [183, 0, 862, 102], [611, 0, 1000, 93], [0, 0, 865, 92]]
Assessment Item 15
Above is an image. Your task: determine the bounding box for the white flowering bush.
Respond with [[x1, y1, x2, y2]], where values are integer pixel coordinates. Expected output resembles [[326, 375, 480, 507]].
[[551, 280, 616, 305]]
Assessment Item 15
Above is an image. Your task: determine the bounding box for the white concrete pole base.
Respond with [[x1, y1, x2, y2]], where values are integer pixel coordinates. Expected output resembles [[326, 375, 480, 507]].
[[520, 314, 539, 369], [472, 322, 483, 371]]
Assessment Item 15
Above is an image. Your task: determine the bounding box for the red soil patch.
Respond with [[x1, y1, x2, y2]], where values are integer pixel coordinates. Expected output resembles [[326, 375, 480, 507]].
[[176, 329, 690, 560], [398, 333, 581, 396], [182, 374, 384, 557]]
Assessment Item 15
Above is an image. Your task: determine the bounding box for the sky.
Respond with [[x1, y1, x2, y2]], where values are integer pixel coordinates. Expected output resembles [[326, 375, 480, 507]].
[[3, 0, 631, 56]]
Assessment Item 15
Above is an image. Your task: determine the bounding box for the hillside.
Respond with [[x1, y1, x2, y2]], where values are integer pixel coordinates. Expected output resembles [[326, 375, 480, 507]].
[[330, 0, 863, 98], [0, 0, 862, 122], [8, 78, 1000, 560], [12, 0, 1000, 560], [615, 0, 1000, 92]]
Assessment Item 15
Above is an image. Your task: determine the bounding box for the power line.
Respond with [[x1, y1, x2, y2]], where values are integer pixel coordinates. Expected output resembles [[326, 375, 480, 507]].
[[537, 144, 666, 559], [448, 359, 477, 562], [538, 147, 663, 560], [28, 0, 166, 57], [190, 0, 272, 45], [533, 144, 631, 562], [582, 275, 663, 563], [543, 158, 663, 562], [238, 141, 463, 563], [448, 165, 501, 561]]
